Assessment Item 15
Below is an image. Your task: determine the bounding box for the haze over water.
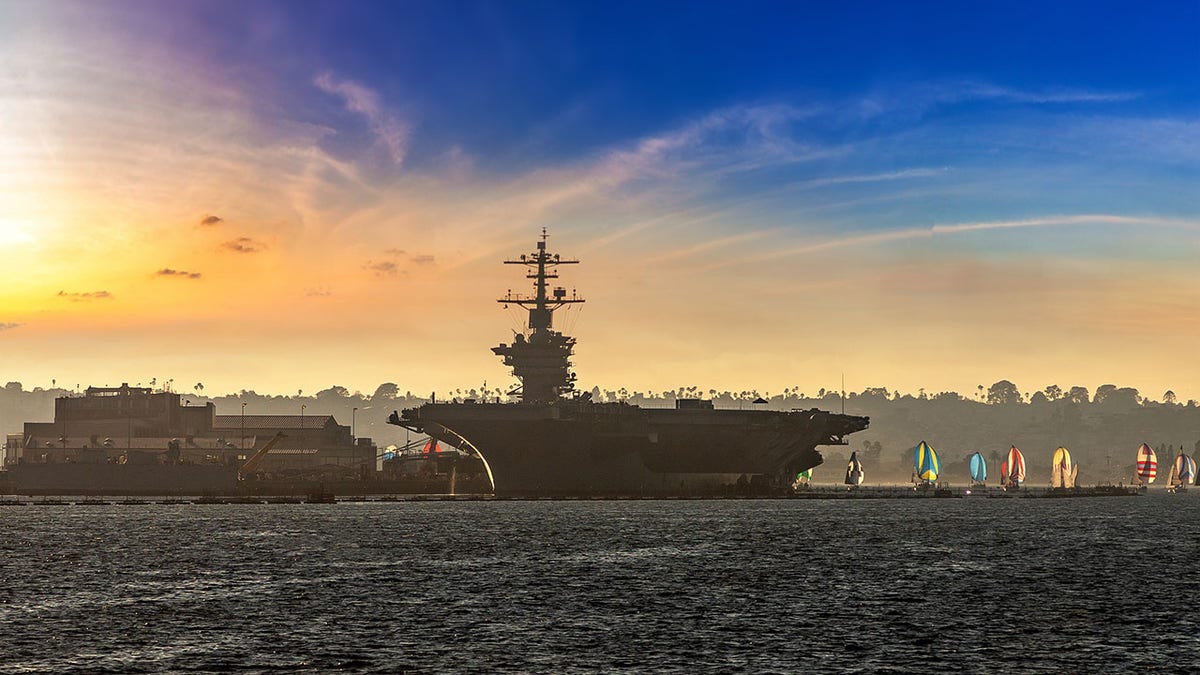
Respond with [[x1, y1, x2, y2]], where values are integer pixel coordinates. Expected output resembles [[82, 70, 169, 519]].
[[3, 497, 1198, 673]]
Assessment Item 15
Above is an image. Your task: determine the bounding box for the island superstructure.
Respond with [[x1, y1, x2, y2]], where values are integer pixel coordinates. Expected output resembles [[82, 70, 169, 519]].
[[389, 231, 870, 496]]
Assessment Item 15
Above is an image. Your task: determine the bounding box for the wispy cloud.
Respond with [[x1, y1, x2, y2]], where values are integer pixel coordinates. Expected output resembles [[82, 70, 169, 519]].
[[709, 214, 1200, 269], [789, 167, 949, 189], [57, 290, 112, 301], [647, 229, 779, 264], [199, 215, 223, 226], [315, 71, 410, 165], [853, 79, 1141, 125], [156, 268, 202, 279], [0, 322, 22, 332], [952, 82, 1141, 105], [221, 237, 266, 254]]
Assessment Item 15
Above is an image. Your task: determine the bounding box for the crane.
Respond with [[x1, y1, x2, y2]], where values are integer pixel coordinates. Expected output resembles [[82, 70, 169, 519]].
[[238, 431, 286, 481]]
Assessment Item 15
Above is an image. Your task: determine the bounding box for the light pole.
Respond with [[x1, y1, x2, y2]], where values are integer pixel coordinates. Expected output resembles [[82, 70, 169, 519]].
[[351, 407, 358, 471], [241, 401, 246, 452], [300, 403, 306, 471]]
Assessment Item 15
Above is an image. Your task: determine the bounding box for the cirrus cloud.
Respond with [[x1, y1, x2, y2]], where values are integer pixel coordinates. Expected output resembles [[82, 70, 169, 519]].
[[315, 71, 410, 166]]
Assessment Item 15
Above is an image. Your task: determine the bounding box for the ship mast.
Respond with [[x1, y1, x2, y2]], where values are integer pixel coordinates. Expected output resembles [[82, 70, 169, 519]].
[[493, 229, 585, 403]]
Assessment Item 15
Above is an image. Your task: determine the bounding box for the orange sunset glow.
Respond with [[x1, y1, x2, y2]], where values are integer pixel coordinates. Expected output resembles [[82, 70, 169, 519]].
[[1, 2, 1197, 402]]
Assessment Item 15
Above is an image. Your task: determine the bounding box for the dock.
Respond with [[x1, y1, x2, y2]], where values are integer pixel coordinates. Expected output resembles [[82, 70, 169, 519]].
[[0, 485, 1143, 505]]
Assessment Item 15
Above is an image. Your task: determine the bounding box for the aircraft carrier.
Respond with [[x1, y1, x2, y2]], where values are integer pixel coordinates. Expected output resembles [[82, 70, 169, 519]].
[[389, 232, 869, 496]]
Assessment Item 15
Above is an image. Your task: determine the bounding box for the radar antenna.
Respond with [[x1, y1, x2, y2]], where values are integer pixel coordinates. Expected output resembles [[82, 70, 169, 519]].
[[492, 232, 584, 403]]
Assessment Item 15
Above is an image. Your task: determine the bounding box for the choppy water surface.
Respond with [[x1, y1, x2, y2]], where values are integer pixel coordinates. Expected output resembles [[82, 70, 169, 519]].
[[3, 495, 1200, 673]]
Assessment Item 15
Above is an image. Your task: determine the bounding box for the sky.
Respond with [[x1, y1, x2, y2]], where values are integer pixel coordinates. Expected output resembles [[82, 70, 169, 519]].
[[0, 0, 1198, 401]]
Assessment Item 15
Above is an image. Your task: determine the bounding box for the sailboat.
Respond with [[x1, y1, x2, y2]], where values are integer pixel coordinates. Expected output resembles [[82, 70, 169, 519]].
[[913, 441, 940, 489], [1000, 446, 1026, 490], [1134, 443, 1157, 489], [1167, 452, 1196, 494], [1050, 446, 1076, 489], [968, 452, 987, 486], [844, 452, 864, 489], [793, 467, 813, 490]]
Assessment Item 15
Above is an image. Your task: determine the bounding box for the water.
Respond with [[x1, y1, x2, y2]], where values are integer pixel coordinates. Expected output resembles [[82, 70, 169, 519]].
[[2, 495, 1199, 673]]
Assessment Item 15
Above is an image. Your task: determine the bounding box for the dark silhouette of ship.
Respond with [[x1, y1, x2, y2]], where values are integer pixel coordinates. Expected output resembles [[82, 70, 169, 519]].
[[388, 231, 869, 496]]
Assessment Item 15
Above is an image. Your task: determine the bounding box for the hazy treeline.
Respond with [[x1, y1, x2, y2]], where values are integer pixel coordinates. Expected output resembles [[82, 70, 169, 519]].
[[3, 380, 1198, 484]]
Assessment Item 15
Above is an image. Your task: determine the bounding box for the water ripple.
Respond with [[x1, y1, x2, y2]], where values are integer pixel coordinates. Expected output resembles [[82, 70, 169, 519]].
[[1, 495, 1198, 672]]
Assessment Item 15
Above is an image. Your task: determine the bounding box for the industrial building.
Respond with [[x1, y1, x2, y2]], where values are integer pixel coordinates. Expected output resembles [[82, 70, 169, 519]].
[[13, 383, 376, 478]]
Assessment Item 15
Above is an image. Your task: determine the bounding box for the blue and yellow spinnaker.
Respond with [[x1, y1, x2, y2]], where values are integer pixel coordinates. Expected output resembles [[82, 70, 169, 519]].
[[913, 441, 940, 482]]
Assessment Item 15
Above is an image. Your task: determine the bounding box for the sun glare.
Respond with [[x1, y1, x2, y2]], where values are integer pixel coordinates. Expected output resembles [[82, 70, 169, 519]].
[[0, 221, 34, 246]]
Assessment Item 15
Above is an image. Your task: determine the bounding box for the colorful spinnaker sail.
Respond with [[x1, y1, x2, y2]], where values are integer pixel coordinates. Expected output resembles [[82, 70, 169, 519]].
[[914, 441, 940, 482], [968, 452, 987, 483], [1176, 454, 1197, 486], [1003, 446, 1026, 487], [1135, 443, 1157, 484], [1051, 446, 1073, 488], [845, 452, 864, 486], [794, 468, 813, 486]]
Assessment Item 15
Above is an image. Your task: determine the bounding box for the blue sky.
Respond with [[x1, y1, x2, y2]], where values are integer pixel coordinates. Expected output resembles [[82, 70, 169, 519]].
[[0, 0, 1198, 398], [260, 3, 1189, 158]]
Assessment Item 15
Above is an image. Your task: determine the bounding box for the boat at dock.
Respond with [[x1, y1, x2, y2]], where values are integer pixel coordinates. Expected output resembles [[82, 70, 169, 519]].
[[388, 232, 870, 496]]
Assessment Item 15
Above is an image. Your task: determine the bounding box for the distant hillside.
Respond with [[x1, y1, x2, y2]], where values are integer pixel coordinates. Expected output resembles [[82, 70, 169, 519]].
[[597, 381, 1200, 485]]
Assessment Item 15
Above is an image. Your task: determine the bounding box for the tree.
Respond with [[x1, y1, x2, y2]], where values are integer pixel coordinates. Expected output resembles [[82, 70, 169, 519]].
[[1164, 390, 1178, 405], [372, 383, 400, 400], [316, 385, 351, 399], [1095, 385, 1139, 408], [1067, 386, 1090, 404], [986, 380, 1023, 405], [1043, 384, 1063, 401], [1093, 384, 1117, 405]]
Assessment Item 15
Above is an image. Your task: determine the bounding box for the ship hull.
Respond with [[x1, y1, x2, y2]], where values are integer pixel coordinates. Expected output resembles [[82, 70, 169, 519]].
[[397, 402, 869, 496]]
